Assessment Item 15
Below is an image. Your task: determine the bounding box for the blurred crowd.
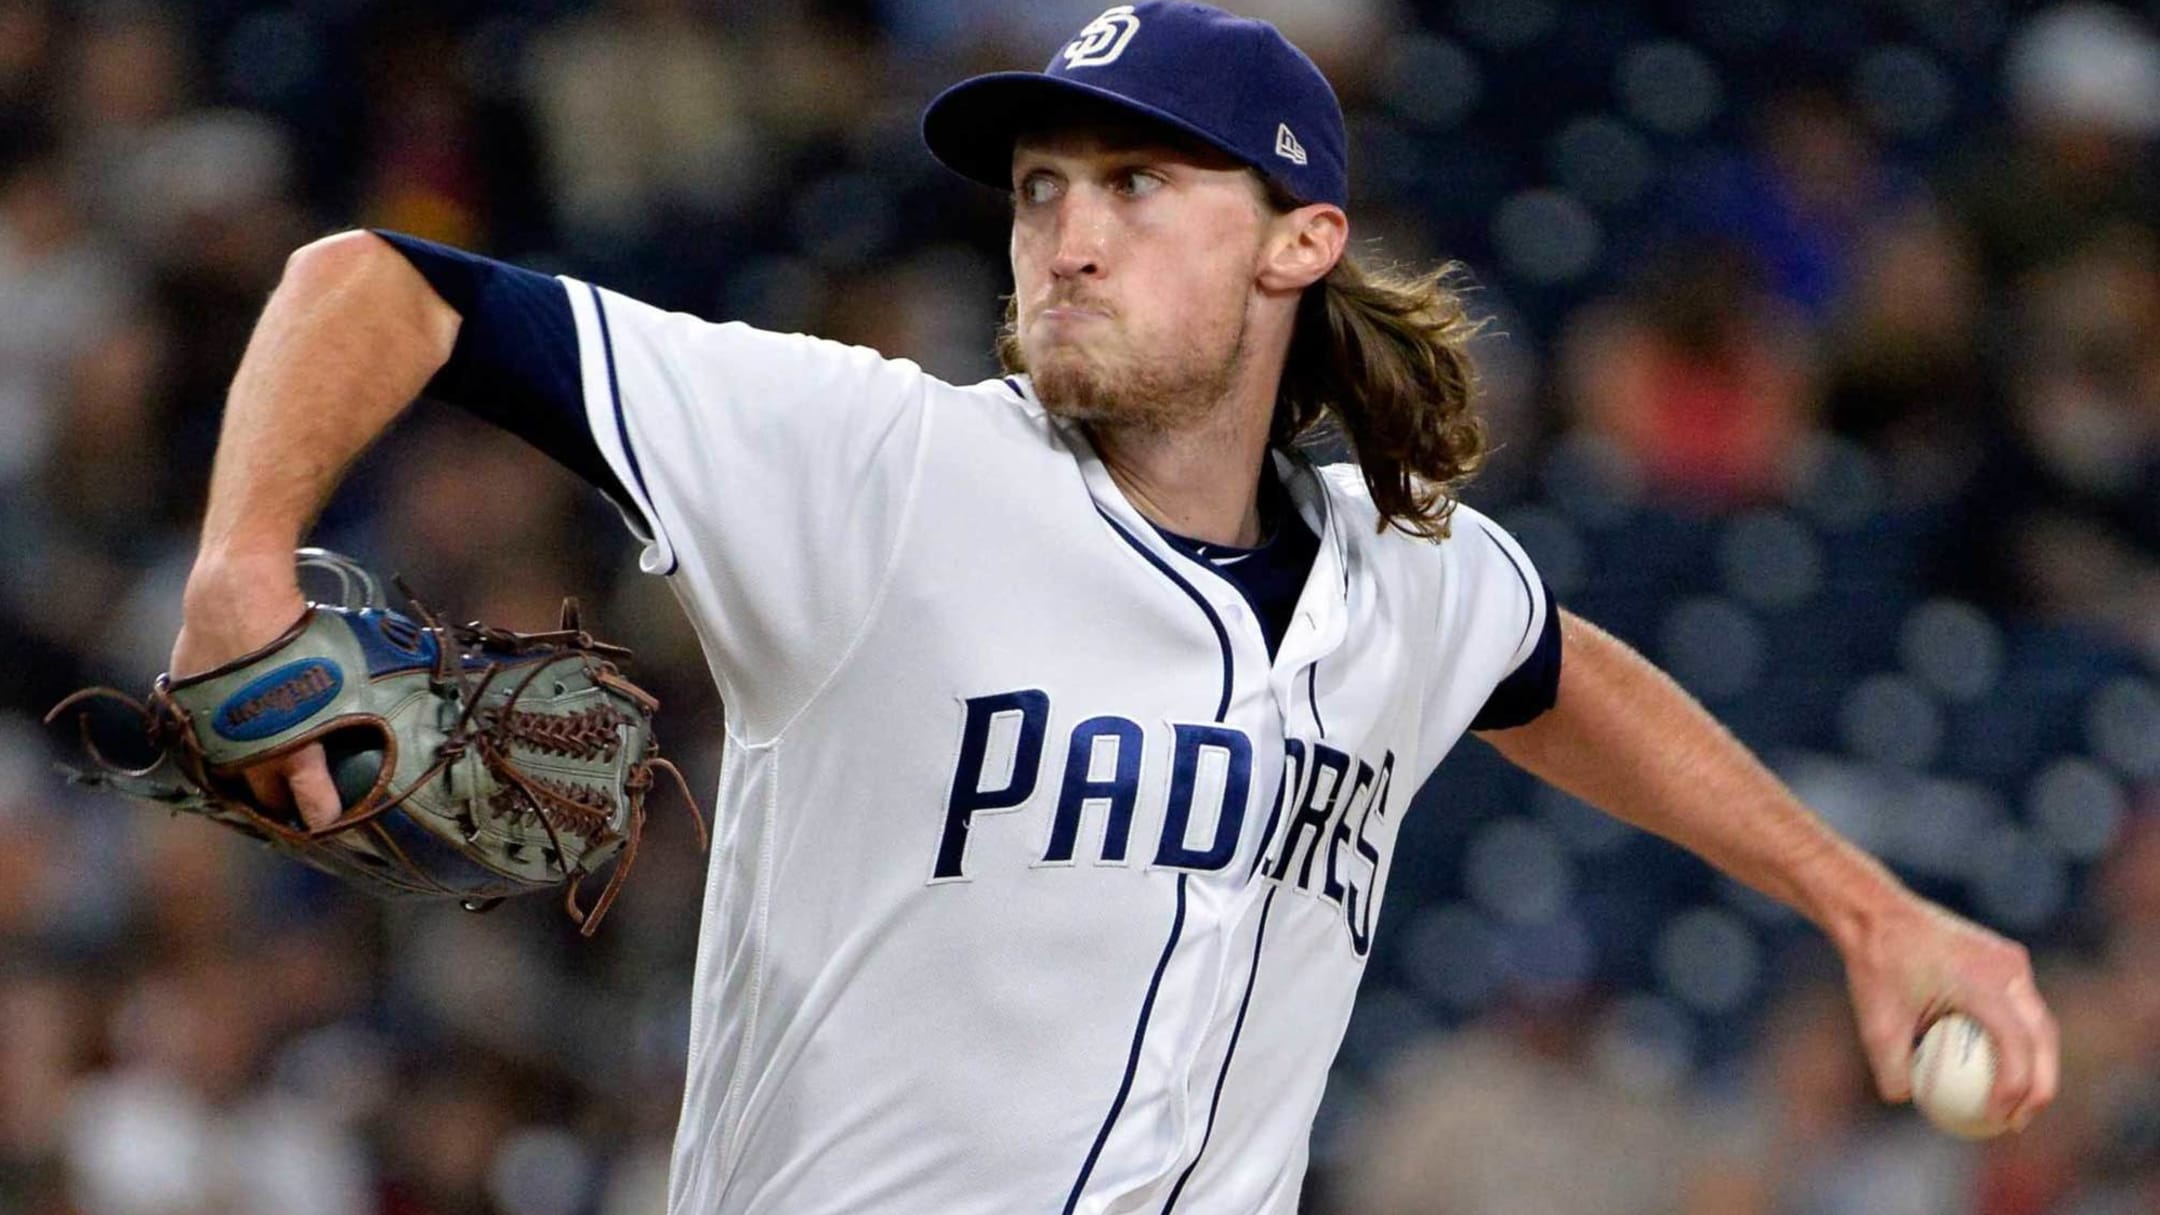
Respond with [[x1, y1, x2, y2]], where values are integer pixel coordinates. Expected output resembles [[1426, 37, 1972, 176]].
[[0, 1, 2155, 1213]]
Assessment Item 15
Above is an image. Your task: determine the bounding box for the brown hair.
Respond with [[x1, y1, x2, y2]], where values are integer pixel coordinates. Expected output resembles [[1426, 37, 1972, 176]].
[[997, 180, 1488, 539], [1271, 253, 1488, 539]]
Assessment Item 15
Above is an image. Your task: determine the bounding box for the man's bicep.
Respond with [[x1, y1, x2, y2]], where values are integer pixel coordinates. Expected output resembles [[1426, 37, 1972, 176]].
[[368, 232, 935, 731], [1473, 612, 1726, 817], [371, 230, 631, 508]]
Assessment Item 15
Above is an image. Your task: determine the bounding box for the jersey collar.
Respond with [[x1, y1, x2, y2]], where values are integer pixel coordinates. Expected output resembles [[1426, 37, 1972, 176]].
[[1012, 374, 1353, 668]]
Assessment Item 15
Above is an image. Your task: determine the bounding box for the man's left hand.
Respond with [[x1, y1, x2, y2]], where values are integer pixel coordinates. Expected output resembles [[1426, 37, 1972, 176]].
[[1838, 894, 2060, 1132]]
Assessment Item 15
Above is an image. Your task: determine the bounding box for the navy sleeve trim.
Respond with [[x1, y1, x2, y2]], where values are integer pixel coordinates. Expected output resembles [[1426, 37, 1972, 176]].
[[586, 285, 677, 576], [1473, 519, 1538, 652], [1471, 580, 1563, 731], [371, 229, 629, 507]]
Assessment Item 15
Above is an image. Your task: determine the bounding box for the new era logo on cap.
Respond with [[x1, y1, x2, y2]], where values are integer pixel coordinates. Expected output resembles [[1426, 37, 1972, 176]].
[[1275, 123, 1307, 165], [1062, 5, 1142, 68]]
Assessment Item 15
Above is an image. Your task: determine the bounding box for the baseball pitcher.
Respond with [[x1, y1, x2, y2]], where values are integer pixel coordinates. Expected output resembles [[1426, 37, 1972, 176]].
[[164, 3, 2056, 1211]]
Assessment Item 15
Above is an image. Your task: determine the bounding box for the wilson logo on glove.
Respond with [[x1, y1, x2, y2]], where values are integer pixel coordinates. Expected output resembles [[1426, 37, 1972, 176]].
[[212, 659, 342, 740]]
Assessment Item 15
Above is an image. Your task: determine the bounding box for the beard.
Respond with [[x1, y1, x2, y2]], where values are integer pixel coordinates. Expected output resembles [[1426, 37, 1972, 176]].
[[1023, 306, 1251, 434]]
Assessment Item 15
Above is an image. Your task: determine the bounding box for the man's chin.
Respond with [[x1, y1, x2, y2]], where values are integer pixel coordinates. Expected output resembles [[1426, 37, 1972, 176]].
[[1031, 357, 1215, 434], [1028, 352, 1116, 419], [1024, 340, 1228, 432]]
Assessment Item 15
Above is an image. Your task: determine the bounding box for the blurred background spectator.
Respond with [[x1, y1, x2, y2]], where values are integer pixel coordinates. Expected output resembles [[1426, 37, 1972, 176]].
[[1, 2, 2155, 1213]]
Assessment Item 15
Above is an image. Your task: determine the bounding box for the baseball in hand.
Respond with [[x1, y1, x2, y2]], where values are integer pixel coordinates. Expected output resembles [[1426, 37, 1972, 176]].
[[1910, 1013, 2006, 1139]]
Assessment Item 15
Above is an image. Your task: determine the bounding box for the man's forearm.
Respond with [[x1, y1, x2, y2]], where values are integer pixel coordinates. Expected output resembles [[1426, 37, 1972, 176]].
[[165, 230, 462, 824], [189, 230, 460, 584], [1479, 610, 1909, 949]]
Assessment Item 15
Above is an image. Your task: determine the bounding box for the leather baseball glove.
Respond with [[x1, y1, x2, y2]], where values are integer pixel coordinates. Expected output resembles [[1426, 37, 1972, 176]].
[[47, 549, 704, 935]]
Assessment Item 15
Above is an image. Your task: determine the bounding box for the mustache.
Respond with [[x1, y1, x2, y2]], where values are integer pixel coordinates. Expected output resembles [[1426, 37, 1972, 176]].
[[1031, 291, 1115, 316]]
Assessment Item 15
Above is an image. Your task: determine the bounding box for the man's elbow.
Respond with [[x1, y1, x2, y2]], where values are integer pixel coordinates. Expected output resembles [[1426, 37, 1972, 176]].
[[278, 230, 462, 358], [281, 229, 393, 287]]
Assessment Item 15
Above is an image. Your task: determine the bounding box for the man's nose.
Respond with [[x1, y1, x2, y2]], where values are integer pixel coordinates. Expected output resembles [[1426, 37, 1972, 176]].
[[1048, 191, 1110, 279]]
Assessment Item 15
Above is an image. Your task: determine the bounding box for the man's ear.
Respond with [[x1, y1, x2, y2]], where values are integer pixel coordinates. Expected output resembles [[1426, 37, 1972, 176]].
[[1257, 203, 1347, 293]]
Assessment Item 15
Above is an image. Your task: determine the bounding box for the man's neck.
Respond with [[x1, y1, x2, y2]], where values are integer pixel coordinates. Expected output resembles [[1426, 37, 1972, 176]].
[[1088, 396, 1275, 547]]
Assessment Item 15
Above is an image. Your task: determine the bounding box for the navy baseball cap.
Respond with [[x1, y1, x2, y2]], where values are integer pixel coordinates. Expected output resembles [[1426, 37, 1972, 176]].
[[922, 2, 1348, 209]]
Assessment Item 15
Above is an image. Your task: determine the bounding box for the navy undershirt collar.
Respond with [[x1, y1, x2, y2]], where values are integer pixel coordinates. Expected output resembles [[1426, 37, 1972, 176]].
[[1150, 469, 1319, 658]]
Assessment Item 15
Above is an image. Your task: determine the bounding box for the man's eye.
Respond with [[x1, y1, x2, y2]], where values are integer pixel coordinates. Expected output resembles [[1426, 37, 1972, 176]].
[[1118, 171, 1163, 197], [1016, 175, 1059, 205]]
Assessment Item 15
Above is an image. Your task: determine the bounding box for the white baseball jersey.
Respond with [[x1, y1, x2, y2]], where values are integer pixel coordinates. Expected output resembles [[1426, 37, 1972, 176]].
[[569, 286, 1552, 1214], [377, 232, 1555, 1214]]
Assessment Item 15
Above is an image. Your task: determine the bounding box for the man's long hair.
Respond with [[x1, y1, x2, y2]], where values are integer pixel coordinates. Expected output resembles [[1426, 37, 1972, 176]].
[[1271, 251, 1487, 539], [997, 183, 1488, 540]]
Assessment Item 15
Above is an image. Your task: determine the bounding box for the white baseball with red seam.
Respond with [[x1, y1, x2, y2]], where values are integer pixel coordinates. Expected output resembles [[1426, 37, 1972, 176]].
[[1910, 1013, 2007, 1139]]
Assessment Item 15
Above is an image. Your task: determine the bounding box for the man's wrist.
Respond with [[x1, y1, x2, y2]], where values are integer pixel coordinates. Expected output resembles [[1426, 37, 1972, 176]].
[[182, 544, 305, 617], [1797, 841, 1913, 954]]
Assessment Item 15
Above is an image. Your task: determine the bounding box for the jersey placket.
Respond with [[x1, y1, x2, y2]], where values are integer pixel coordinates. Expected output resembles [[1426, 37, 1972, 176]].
[[1064, 436, 1319, 1211], [1263, 459, 1351, 724]]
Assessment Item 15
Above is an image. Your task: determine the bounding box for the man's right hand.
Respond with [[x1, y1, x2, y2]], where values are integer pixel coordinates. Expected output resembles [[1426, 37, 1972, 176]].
[[174, 552, 343, 831]]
